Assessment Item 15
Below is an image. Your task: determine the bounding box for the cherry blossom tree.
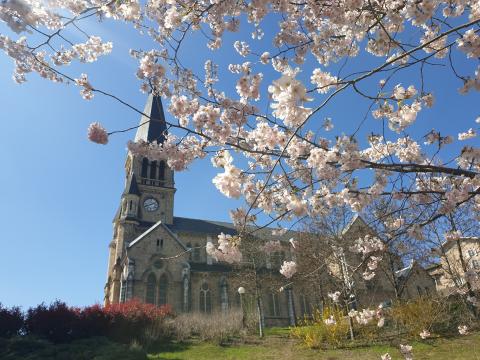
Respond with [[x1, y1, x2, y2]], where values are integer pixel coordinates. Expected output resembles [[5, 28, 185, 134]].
[[1, 0, 480, 315]]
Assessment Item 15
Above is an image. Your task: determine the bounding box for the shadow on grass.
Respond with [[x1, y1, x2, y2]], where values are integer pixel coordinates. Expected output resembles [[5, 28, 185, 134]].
[[0, 336, 147, 360], [146, 340, 191, 353]]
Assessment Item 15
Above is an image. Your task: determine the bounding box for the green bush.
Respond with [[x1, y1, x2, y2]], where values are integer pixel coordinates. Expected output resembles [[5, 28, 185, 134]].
[[291, 306, 350, 349], [391, 296, 449, 338]]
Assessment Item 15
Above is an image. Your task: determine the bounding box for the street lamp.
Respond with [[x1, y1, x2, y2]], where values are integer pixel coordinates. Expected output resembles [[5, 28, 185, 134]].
[[238, 287, 246, 329]]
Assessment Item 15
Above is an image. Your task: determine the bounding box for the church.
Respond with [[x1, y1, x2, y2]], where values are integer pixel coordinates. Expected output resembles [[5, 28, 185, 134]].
[[104, 95, 436, 326]]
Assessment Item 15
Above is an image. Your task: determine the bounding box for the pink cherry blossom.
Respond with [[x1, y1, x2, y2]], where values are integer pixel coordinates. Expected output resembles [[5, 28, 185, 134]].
[[420, 329, 431, 339], [458, 325, 469, 335], [279, 261, 297, 278], [328, 291, 341, 303], [324, 315, 336, 326], [87, 122, 108, 145], [206, 233, 242, 264]]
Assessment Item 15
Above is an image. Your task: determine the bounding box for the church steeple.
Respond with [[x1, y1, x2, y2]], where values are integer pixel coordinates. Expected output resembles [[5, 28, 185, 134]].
[[134, 94, 167, 144], [121, 94, 176, 226]]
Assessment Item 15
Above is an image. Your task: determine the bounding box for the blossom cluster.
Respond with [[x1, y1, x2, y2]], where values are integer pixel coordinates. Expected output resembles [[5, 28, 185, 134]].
[[350, 235, 385, 256], [87, 122, 108, 145], [128, 135, 206, 172], [348, 305, 384, 328], [206, 233, 242, 264], [458, 325, 469, 335], [51, 36, 112, 66], [327, 291, 341, 303], [400, 344, 413, 360], [279, 260, 297, 278]]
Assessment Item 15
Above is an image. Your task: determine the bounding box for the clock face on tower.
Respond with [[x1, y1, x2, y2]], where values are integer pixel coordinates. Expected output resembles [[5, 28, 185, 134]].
[[143, 198, 159, 212]]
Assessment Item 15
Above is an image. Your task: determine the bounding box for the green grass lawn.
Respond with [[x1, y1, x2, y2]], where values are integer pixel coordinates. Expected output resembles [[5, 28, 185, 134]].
[[0, 336, 146, 360], [148, 330, 480, 360], [2, 331, 479, 360]]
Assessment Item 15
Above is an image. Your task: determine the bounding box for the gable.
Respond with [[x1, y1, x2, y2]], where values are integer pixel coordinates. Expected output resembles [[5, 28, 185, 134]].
[[128, 221, 188, 253], [342, 215, 376, 237]]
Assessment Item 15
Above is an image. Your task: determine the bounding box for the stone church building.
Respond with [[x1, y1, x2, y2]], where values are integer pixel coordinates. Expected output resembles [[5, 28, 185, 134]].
[[104, 95, 435, 326]]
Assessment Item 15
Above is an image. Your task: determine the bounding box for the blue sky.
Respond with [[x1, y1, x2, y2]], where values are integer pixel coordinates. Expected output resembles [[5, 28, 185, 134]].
[[0, 11, 478, 309]]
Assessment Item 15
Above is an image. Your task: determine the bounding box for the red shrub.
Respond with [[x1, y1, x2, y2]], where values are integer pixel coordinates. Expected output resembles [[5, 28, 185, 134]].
[[19, 299, 172, 344], [24, 301, 78, 343], [104, 299, 172, 320], [104, 299, 172, 343], [0, 303, 24, 338], [75, 304, 110, 339]]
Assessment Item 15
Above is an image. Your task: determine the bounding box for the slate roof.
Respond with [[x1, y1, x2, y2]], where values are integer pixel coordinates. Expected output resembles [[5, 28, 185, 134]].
[[169, 216, 300, 242], [134, 94, 167, 143], [123, 174, 140, 196], [169, 216, 238, 235]]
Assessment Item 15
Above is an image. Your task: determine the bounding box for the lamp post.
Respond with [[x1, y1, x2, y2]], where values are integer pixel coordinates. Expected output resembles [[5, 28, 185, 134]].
[[238, 287, 246, 329]]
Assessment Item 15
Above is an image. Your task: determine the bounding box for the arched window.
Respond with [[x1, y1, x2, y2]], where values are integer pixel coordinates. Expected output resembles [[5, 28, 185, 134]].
[[219, 278, 228, 312], [268, 292, 280, 317], [141, 158, 149, 178], [150, 161, 157, 179], [199, 282, 212, 313], [146, 273, 156, 304], [158, 274, 168, 306], [120, 280, 126, 303], [159, 161, 166, 180]]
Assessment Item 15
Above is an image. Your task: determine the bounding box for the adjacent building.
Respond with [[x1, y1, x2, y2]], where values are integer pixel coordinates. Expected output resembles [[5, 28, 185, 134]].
[[427, 237, 480, 295]]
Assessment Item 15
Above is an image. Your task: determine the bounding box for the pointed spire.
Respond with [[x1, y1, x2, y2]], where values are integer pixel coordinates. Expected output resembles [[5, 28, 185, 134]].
[[134, 94, 167, 143], [124, 174, 141, 196]]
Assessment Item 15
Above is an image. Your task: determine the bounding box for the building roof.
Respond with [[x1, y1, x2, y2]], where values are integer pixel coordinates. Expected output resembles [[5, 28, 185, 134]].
[[341, 214, 375, 236], [134, 94, 167, 143], [169, 216, 300, 242], [123, 174, 140, 196], [128, 220, 188, 250], [441, 237, 480, 252], [425, 263, 441, 271], [395, 260, 414, 279], [169, 216, 238, 236]]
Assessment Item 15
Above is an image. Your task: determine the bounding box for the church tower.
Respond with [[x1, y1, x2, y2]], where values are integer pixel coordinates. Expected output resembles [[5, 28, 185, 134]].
[[105, 94, 175, 305], [123, 94, 175, 225]]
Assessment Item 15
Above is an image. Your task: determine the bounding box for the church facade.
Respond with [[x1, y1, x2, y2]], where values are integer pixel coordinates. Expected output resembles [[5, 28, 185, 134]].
[[104, 95, 436, 326]]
